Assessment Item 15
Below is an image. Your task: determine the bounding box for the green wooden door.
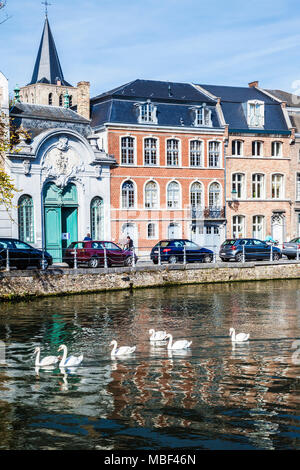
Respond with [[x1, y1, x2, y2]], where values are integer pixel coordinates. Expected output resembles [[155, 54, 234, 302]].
[[44, 183, 78, 263], [45, 206, 62, 263]]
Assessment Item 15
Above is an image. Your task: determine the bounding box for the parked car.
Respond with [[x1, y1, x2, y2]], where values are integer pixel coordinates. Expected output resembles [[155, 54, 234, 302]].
[[219, 238, 282, 262], [150, 239, 214, 264], [0, 238, 53, 270], [282, 237, 300, 259], [63, 240, 138, 268]]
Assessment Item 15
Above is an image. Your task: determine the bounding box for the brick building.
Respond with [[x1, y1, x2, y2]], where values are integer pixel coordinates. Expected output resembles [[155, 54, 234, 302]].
[[91, 80, 228, 255], [200, 81, 293, 244]]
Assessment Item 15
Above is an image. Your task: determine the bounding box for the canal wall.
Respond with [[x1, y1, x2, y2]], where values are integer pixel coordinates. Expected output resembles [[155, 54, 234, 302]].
[[0, 260, 300, 301]]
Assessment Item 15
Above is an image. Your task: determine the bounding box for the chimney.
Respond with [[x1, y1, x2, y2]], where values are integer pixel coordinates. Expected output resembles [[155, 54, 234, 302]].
[[77, 81, 90, 120], [248, 81, 259, 88]]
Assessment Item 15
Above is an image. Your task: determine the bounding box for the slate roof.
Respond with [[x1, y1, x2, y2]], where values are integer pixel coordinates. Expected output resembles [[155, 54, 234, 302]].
[[266, 89, 300, 108], [91, 79, 222, 129], [10, 103, 89, 124], [199, 84, 289, 133], [28, 18, 72, 87]]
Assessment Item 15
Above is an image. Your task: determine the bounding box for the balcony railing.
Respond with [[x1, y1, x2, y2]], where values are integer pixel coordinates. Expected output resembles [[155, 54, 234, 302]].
[[191, 206, 225, 219]]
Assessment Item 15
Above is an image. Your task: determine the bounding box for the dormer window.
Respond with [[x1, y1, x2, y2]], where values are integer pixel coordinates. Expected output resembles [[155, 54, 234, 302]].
[[193, 105, 212, 127], [247, 100, 264, 127], [137, 100, 158, 124]]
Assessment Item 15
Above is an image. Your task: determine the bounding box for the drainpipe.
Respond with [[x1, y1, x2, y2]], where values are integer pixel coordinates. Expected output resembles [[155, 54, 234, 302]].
[[223, 125, 229, 239]]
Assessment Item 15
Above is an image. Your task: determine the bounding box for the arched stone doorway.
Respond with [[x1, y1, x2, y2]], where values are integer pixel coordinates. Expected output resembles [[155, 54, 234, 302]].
[[43, 182, 78, 262]]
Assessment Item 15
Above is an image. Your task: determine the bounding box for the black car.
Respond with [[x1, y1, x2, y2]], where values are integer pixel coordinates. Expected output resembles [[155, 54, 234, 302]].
[[150, 239, 214, 264], [219, 238, 282, 262], [0, 238, 53, 270]]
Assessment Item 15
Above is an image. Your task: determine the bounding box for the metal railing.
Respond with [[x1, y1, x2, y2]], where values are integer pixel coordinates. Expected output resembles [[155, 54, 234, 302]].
[[1, 242, 300, 272]]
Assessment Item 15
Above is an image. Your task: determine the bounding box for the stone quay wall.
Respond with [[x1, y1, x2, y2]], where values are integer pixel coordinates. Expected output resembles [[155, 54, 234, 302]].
[[0, 260, 300, 301]]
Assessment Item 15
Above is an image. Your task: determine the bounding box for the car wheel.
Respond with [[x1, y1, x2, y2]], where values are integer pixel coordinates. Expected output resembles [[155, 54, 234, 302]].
[[0, 256, 3, 268], [67, 261, 74, 268], [152, 260, 158, 265], [272, 253, 280, 261], [168, 255, 178, 264], [220, 257, 226, 262], [235, 253, 243, 262], [88, 257, 99, 268], [125, 256, 134, 267], [287, 256, 296, 260], [203, 254, 213, 263]]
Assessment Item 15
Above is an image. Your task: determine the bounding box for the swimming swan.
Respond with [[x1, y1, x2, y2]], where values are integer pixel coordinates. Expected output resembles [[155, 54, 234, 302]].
[[229, 328, 250, 342], [32, 347, 59, 367], [110, 340, 136, 357], [58, 344, 83, 367], [166, 333, 192, 350], [149, 329, 168, 341]]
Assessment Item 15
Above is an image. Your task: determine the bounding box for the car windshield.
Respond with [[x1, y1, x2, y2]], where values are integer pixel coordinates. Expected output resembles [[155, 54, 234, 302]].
[[13, 241, 32, 250], [105, 242, 122, 251], [0, 240, 14, 250], [69, 242, 84, 249], [289, 238, 300, 243], [184, 241, 201, 249], [160, 241, 171, 248]]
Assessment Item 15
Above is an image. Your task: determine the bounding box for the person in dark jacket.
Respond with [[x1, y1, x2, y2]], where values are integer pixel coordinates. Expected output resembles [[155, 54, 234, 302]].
[[125, 236, 133, 250]]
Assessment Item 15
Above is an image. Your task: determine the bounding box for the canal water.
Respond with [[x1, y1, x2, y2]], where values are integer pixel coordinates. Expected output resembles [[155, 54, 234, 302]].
[[0, 280, 299, 450]]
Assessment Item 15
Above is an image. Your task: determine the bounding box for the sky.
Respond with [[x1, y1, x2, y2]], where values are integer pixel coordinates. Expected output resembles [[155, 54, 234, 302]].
[[1, 0, 300, 98]]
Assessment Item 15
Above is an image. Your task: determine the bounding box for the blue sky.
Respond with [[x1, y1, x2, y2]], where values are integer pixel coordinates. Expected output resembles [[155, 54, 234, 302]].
[[1, 0, 300, 97]]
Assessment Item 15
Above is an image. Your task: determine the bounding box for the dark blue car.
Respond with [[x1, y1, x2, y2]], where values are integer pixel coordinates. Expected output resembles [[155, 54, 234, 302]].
[[150, 239, 214, 264], [219, 238, 282, 262]]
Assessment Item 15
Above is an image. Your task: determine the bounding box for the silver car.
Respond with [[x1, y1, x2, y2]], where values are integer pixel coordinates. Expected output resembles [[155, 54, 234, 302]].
[[282, 237, 300, 259]]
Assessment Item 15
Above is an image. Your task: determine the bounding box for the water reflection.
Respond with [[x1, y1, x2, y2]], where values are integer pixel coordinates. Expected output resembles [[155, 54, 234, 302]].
[[0, 280, 299, 450]]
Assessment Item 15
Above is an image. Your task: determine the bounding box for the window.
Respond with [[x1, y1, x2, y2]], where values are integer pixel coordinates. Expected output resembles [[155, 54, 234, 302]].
[[232, 140, 243, 156], [166, 139, 179, 166], [208, 141, 220, 167], [168, 222, 181, 239], [272, 174, 283, 199], [190, 182, 203, 208], [252, 141, 263, 156], [297, 173, 300, 201], [138, 100, 157, 124], [252, 174, 264, 199], [144, 138, 158, 165], [190, 140, 203, 167], [121, 137, 135, 165], [91, 197, 104, 240], [18, 195, 34, 243], [69, 95, 73, 107], [232, 173, 245, 199], [247, 100, 264, 127], [209, 182, 221, 208], [59, 94, 63, 107], [252, 215, 264, 239], [194, 106, 211, 126], [122, 181, 135, 208], [232, 215, 245, 238], [272, 141, 282, 157], [167, 181, 180, 208], [145, 181, 158, 209], [147, 223, 157, 239], [48, 93, 53, 105]]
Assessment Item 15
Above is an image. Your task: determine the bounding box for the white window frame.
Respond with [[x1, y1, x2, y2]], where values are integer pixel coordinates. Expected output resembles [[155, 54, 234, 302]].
[[166, 138, 181, 167], [232, 215, 245, 238], [144, 180, 159, 209], [208, 140, 221, 168], [143, 137, 159, 166], [190, 181, 204, 208], [120, 135, 136, 165], [271, 141, 283, 157], [252, 215, 265, 239], [232, 140, 243, 156], [252, 173, 265, 199], [252, 140, 264, 157], [208, 181, 222, 208], [271, 173, 284, 199], [189, 139, 203, 167], [247, 100, 265, 127], [137, 100, 158, 124], [121, 179, 136, 209], [296, 173, 300, 201], [147, 222, 158, 240], [166, 180, 181, 209], [193, 105, 212, 127], [232, 173, 245, 199]]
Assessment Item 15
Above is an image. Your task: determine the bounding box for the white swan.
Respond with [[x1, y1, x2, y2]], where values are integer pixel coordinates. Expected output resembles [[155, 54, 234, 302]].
[[149, 329, 168, 341], [166, 333, 192, 350], [110, 340, 136, 357], [229, 328, 250, 342], [58, 344, 83, 367], [32, 347, 59, 367]]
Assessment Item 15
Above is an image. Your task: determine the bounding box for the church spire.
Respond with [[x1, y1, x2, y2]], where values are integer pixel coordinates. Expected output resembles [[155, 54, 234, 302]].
[[29, 16, 72, 87]]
